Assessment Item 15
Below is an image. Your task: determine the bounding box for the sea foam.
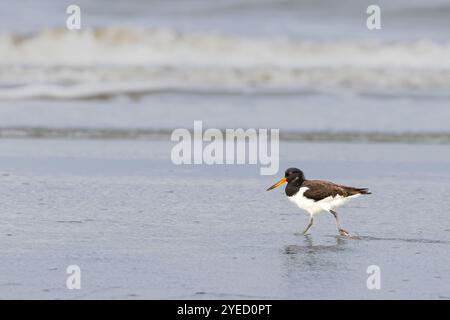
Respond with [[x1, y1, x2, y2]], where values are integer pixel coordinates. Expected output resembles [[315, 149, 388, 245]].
[[1, 27, 449, 99]]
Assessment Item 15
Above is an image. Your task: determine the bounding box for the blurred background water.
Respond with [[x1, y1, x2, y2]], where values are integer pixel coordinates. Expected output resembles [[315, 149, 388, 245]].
[[0, 0, 449, 138]]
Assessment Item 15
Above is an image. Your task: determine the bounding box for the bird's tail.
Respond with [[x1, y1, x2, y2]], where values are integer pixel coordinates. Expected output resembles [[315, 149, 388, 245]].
[[355, 187, 371, 195], [338, 184, 372, 196]]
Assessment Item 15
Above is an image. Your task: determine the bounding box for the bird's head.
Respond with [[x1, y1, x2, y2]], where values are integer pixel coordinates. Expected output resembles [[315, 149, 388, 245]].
[[266, 167, 305, 191]]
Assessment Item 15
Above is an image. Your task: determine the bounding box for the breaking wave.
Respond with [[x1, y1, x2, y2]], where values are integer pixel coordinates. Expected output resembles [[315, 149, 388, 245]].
[[1, 27, 450, 99]]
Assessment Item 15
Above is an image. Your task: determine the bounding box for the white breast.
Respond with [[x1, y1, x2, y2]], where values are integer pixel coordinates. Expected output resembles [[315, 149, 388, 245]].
[[288, 187, 360, 215]]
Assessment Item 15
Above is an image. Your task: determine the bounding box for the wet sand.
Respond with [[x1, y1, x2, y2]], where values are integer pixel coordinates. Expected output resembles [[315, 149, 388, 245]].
[[1, 139, 449, 299]]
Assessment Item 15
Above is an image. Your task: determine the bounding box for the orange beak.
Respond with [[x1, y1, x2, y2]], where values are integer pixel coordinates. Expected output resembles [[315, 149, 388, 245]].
[[266, 177, 287, 191]]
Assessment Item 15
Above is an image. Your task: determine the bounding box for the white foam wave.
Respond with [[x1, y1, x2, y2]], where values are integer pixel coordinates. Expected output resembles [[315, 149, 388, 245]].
[[1, 27, 450, 99]]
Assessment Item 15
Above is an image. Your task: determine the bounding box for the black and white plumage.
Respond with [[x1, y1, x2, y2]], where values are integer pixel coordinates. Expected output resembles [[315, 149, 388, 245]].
[[266, 168, 371, 236]]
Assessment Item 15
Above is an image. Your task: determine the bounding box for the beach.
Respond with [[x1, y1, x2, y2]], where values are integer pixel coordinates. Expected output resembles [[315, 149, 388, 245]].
[[1, 138, 450, 299], [1, 0, 450, 299]]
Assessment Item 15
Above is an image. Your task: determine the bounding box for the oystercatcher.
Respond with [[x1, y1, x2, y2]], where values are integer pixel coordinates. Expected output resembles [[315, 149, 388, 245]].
[[266, 168, 371, 236]]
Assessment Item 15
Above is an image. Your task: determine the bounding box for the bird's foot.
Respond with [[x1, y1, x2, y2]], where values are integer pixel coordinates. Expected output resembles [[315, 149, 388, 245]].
[[338, 229, 361, 239], [339, 228, 351, 237], [294, 230, 311, 236]]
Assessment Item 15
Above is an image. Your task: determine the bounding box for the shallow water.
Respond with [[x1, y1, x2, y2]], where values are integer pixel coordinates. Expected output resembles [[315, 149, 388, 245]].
[[1, 91, 450, 134], [1, 139, 449, 299]]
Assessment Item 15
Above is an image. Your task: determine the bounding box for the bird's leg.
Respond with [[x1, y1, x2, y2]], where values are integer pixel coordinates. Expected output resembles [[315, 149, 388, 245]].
[[330, 210, 350, 237], [302, 216, 314, 235]]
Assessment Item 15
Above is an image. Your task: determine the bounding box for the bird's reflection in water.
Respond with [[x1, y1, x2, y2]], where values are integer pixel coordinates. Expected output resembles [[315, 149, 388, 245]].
[[283, 236, 349, 273]]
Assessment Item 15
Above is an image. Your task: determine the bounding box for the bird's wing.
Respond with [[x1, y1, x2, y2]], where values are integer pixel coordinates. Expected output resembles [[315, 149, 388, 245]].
[[302, 180, 369, 202]]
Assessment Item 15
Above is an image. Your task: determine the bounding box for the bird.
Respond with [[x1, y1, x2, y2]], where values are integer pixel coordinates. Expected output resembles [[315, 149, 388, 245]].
[[266, 168, 371, 236]]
